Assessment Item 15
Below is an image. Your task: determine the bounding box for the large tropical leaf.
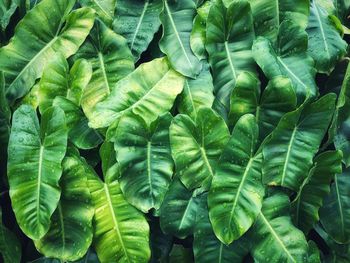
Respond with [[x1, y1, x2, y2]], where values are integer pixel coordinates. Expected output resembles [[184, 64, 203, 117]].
[[8, 105, 68, 239], [319, 166, 350, 244], [253, 21, 317, 102], [87, 163, 150, 262], [250, 192, 309, 262], [53, 97, 103, 149], [112, 112, 173, 212], [262, 94, 336, 191], [170, 107, 230, 190], [194, 194, 250, 263], [89, 57, 184, 129], [249, 0, 310, 43], [80, 0, 116, 26], [73, 19, 135, 122], [113, 0, 162, 60], [38, 54, 92, 113], [0, 207, 21, 263], [307, 0, 347, 73], [159, 0, 202, 78], [208, 114, 264, 245], [34, 150, 94, 261], [206, 0, 256, 114], [0, 0, 95, 103], [228, 72, 297, 139], [177, 63, 214, 120], [291, 150, 343, 234], [159, 177, 200, 238], [0, 0, 18, 31]]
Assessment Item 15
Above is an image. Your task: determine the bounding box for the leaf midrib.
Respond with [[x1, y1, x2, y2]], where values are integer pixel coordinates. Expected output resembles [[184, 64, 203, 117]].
[[130, 0, 149, 50], [281, 126, 297, 187], [334, 175, 345, 239], [36, 145, 44, 223], [313, 3, 330, 59]]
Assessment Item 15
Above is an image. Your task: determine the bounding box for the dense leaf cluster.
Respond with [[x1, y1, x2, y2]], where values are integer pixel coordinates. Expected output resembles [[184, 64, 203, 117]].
[[0, 0, 350, 262]]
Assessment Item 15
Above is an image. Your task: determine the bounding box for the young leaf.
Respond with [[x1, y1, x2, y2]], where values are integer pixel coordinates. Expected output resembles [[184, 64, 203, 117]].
[[113, 0, 162, 61], [0, 0, 95, 103], [208, 114, 264, 245], [159, 0, 202, 78], [320, 167, 350, 244], [170, 107, 230, 190], [262, 94, 336, 191], [8, 105, 68, 239], [89, 57, 184, 129], [113, 112, 174, 212], [74, 19, 135, 122], [206, 0, 256, 113], [159, 177, 200, 239], [34, 150, 94, 261], [307, 0, 347, 73], [291, 150, 343, 233], [250, 192, 309, 262]]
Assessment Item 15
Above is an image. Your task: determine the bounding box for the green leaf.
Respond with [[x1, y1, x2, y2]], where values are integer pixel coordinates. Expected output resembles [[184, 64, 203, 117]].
[[0, 207, 21, 263], [206, 0, 256, 113], [34, 150, 94, 261], [112, 112, 173, 212], [249, 0, 310, 43], [208, 114, 264, 244], [306, 0, 347, 73], [8, 105, 68, 239], [74, 19, 135, 122], [307, 241, 321, 263], [177, 63, 214, 120], [0, 0, 95, 103], [333, 0, 350, 27], [0, 0, 18, 31], [169, 245, 193, 263], [170, 107, 230, 190], [0, 71, 10, 165], [262, 94, 336, 191], [159, 0, 202, 78], [190, 14, 206, 61], [53, 96, 103, 150], [194, 194, 250, 263], [291, 150, 343, 233], [250, 192, 309, 262], [80, 0, 116, 26], [113, 0, 162, 61], [89, 57, 184, 129], [228, 72, 297, 139], [87, 165, 150, 262], [38, 54, 92, 113], [253, 21, 317, 102], [320, 166, 350, 244], [159, 177, 200, 238]]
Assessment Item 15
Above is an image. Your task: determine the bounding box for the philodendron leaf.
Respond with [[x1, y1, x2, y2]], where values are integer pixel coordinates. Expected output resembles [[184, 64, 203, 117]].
[[87, 166, 151, 263], [228, 72, 297, 139], [170, 107, 230, 190], [307, 0, 347, 73], [190, 14, 206, 61], [250, 192, 309, 262], [0, 0, 95, 103], [74, 19, 135, 122], [8, 105, 68, 239], [159, 177, 200, 239], [53, 97, 103, 150], [206, 0, 256, 114], [0, 0, 18, 31], [112, 112, 174, 212], [253, 21, 317, 102], [208, 114, 264, 245], [34, 150, 94, 261], [320, 166, 350, 244], [80, 0, 116, 26], [249, 0, 310, 43], [194, 194, 250, 263], [38, 54, 92, 113], [159, 0, 202, 78], [177, 63, 215, 120], [89, 57, 184, 129], [291, 150, 343, 234], [0, 207, 21, 263], [262, 94, 336, 191], [113, 0, 162, 61]]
